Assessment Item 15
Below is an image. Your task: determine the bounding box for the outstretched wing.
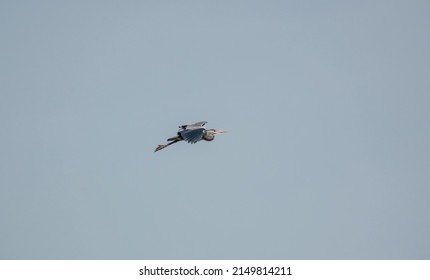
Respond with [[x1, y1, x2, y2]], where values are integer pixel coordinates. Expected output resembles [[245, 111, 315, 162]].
[[179, 121, 207, 130], [179, 128, 205, 144], [191, 121, 207, 127]]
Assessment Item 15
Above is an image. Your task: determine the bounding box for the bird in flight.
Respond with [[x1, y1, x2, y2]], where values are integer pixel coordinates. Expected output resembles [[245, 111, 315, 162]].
[[154, 121, 227, 152]]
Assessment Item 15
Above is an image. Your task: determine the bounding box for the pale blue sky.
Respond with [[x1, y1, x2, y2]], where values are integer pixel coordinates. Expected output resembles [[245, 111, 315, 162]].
[[1, 0, 429, 259]]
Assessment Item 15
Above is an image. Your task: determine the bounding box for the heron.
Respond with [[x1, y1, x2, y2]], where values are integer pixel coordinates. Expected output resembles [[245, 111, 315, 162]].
[[154, 121, 227, 152]]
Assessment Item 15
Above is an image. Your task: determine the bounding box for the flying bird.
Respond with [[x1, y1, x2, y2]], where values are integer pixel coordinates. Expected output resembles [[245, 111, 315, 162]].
[[154, 121, 226, 152]]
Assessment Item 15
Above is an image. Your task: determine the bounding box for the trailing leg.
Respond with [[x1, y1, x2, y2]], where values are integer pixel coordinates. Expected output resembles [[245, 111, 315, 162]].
[[154, 138, 182, 152]]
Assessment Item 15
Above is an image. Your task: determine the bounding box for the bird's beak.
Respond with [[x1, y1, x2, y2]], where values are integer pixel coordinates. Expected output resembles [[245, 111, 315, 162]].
[[216, 130, 227, 134]]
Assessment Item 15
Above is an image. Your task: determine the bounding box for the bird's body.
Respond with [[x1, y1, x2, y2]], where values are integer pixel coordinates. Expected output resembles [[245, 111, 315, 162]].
[[155, 121, 226, 152]]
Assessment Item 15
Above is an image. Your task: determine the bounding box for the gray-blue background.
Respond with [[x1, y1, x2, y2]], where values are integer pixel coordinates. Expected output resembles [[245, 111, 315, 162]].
[[1, 0, 429, 259]]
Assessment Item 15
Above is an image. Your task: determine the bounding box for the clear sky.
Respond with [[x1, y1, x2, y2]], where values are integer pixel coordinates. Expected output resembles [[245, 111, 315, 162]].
[[1, 0, 429, 259]]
